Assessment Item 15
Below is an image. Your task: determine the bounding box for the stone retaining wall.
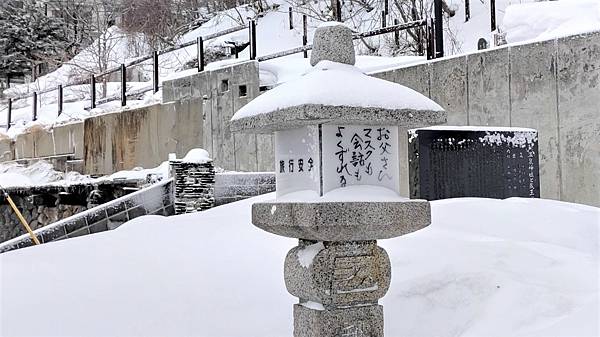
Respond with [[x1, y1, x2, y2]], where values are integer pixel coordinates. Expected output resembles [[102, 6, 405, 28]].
[[215, 172, 275, 206], [0, 179, 174, 254]]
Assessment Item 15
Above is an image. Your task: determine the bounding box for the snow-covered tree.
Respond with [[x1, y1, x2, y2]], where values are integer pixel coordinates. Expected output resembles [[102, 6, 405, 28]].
[[0, 1, 68, 83]]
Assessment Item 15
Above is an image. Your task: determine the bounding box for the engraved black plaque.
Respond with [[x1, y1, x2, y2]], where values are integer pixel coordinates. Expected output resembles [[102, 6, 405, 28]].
[[408, 128, 540, 200]]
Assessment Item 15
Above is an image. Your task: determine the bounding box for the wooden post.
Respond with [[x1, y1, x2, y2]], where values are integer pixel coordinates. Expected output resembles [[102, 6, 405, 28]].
[[197, 36, 205, 72], [303, 15, 308, 58], [32, 92, 37, 121], [90, 74, 96, 109], [153, 51, 159, 93], [58, 84, 63, 116], [120, 64, 126, 107], [289, 7, 293, 30]]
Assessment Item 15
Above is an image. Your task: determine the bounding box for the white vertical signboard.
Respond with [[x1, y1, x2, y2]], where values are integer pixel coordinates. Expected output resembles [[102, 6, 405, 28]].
[[321, 125, 400, 194], [275, 126, 320, 197]]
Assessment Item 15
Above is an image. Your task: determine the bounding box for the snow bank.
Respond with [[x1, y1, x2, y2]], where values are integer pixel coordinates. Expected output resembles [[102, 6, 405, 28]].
[[0, 196, 597, 337], [502, 0, 600, 44]]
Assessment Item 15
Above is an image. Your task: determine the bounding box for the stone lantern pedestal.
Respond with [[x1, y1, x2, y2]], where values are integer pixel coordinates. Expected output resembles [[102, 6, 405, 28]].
[[231, 23, 447, 337]]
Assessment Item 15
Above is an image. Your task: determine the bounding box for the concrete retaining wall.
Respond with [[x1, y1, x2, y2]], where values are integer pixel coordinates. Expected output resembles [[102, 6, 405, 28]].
[[84, 100, 203, 176], [163, 61, 273, 172], [372, 31, 600, 206]]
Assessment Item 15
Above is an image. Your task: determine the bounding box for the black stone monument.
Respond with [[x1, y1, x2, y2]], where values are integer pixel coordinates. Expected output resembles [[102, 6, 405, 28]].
[[408, 127, 540, 201]]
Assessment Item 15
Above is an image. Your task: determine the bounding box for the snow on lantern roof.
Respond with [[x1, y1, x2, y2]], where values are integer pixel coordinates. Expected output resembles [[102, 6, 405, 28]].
[[230, 21, 445, 134], [230, 61, 446, 133]]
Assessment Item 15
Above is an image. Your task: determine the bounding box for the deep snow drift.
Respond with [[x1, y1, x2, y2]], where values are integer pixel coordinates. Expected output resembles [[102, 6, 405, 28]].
[[0, 195, 597, 337]]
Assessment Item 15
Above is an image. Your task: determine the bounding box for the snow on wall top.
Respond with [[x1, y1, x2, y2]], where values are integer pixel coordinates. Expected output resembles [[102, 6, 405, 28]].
[[232, 61, 443, 121], [502, 0, 600, 44]]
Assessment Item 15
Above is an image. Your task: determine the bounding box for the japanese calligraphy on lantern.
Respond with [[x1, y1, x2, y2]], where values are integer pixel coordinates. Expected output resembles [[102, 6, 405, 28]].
[[274, 126, 321, 197], [322, 125, 399, 194]]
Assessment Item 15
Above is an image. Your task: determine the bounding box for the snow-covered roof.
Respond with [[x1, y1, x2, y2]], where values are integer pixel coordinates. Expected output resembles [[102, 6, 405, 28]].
[[231, 61, 445, 133]]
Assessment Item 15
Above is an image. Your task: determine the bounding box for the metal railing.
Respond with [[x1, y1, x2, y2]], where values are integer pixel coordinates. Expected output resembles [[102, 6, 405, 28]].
[[2, 4, 440, 130]]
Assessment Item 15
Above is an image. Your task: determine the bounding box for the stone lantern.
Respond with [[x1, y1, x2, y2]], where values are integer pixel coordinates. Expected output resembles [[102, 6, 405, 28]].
[[231, 23, 446, 337]]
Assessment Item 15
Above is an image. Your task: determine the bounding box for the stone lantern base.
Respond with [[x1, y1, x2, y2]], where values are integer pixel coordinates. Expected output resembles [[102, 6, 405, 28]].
[[294, 304, 384, 337]]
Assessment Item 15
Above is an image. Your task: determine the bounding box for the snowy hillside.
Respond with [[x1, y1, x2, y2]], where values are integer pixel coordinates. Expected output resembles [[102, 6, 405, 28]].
[[0, 195, 597, 336], [1, 0, 599, 137]]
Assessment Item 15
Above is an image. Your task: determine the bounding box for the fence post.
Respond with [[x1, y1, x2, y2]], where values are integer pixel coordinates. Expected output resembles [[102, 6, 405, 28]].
[[58, 84, 63, 116], [303, 15, 308, 58], [434, 0, 444, 58], [427, 18, 435, 60], [197, 37, 205, 72], [32, 92, 37, 121], [394, 19, 400, 46], [465, 0, 470, 22], [336, 0, 342, 21], [384, 0, 389, 16], [6, 98, 12, 129], [120, 64, 126, 107], [289, 7, 293, 30], [381, 11, 386, 28], [249, 20, 257, 60], [90, 74, 96, 109], [490, 0, 496, 31], [153, 51, 159, 93]]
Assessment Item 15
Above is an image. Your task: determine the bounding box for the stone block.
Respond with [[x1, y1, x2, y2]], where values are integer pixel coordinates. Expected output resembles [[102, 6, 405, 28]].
[[293, 303, 383, 337], [310, 24, 355, 66], [285, 241, 391, 308], [383, 62, 430, 97], [252, 199, 430, 241]]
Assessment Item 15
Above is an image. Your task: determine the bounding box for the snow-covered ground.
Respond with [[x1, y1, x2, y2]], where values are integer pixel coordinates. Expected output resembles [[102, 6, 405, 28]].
[[0, 195, 597, 336], [0, 160, 169, 189]]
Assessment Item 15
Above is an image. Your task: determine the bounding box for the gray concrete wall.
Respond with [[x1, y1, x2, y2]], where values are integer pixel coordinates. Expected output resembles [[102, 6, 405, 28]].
[[12, 122, 84, 160], [162, 61, 272, 172], [83, 100, 203, 176], [371, 31, 600, 206]]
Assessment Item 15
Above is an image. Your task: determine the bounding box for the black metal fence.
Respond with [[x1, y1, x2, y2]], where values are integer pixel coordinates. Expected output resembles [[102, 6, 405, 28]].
[[2, 3, 445, 130]]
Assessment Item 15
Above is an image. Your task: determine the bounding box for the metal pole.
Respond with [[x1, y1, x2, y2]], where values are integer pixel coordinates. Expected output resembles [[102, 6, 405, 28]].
[[384, 0, 389, 15], [32, 92, 37, 121], [197, 36, 204, 72], [289, 7, 293, 30], [120, 64, 126, 107], [434, 0, 444, 58], [427, 18, 435, 60], [490, 0, 496, 31], [58, 84, 63, 116], [153, 51, 159, 93], [336, 0, 342, 21], [465, 0, 470, 22], [90, 74, 96, 109], [250, 20, 257, 60], [303, 15, 308, 58], [394, 19, 399, 45], [381, 11, 386, 28], [7, 98, 12, 129]]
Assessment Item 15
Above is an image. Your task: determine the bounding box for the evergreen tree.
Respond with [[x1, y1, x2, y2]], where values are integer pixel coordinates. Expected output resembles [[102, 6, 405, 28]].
[[0, 1, 69, 80]]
